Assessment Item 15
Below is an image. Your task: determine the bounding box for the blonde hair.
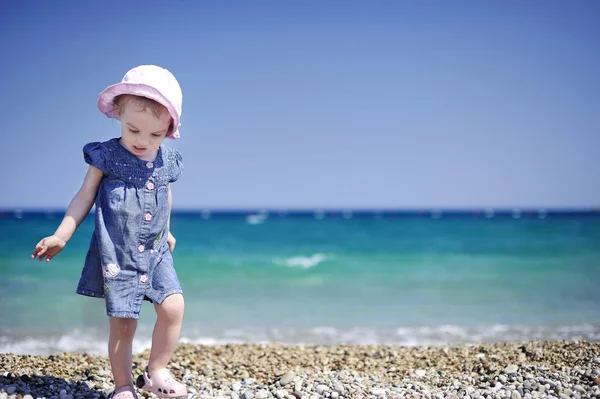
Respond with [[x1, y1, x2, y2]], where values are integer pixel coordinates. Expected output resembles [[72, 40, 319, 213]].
[[113, 94, 173, 134]]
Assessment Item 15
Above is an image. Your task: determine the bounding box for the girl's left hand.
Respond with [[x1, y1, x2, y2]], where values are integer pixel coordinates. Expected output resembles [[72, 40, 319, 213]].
[[167, 231, 176, 253]]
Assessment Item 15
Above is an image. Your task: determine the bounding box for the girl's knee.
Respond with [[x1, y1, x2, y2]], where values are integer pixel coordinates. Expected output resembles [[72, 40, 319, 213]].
[[156, 294, 184, 322]]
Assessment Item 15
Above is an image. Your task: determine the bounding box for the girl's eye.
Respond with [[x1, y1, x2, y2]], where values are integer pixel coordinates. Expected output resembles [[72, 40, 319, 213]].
[[129, 129, 139, 134], [152, 134, 162, 138]]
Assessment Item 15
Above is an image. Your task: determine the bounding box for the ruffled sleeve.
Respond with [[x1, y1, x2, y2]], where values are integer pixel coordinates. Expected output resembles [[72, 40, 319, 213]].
[[83, 141, 108, 173], [169, 149, 184, 183]]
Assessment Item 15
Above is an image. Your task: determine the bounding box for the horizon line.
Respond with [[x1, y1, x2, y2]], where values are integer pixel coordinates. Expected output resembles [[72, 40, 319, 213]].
[[2, 207, 599, 213]]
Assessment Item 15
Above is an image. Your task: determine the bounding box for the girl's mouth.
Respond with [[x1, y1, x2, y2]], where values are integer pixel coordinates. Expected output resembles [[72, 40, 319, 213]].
[[133, 145, 147, 153]]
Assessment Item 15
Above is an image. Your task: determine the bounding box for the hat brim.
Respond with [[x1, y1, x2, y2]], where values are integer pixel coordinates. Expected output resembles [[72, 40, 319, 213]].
[[97, 82, 180, 139]]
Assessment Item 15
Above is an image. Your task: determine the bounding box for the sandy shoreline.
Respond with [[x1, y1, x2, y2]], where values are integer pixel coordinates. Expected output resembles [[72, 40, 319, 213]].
[[1, 341, 600, 399]]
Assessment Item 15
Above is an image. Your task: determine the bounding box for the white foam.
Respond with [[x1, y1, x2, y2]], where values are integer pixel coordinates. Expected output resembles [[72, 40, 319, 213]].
[[2, 324, 599, 355], [273, 253, 328, 269], [311, 326, 338, 336]]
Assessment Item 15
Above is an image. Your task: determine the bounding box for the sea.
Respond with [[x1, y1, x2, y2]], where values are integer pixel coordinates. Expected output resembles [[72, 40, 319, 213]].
[[1, 209, 599, 356]]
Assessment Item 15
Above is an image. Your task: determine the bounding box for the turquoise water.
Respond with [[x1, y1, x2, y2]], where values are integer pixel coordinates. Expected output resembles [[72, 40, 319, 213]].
[[1, 210, 599, 355]]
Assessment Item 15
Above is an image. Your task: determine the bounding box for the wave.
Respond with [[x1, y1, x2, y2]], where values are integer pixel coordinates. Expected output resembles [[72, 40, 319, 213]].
[[2, 324, 598, 356], [273, 253, 328, 269]]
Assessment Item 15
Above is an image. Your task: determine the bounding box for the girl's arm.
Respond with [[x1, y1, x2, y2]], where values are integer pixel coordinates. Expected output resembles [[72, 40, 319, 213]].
[[32, 165, 103, 261]]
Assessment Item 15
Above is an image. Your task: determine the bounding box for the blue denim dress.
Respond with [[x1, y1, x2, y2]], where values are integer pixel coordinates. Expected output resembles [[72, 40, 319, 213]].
[[76, 138, 184, 319]]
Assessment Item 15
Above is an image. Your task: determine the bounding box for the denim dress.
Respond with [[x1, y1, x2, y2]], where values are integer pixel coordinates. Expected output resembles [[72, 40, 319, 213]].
[[76, 138, 184, 319]]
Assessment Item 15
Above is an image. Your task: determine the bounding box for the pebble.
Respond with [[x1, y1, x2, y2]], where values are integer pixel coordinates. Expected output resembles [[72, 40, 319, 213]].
[[573, 385, 586, 394], [1, 341, 600, 399], [316, 384, 329, 394], [279, 372, 295, 386]]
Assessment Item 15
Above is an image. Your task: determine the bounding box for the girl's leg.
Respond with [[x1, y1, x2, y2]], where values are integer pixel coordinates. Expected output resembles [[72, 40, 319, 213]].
[[147, 294, 185, 376], [108, 317, 138, 390]]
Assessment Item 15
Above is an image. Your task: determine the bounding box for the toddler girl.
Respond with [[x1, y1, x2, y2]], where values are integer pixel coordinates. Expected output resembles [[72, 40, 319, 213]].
[[32, 65, 188, 399]]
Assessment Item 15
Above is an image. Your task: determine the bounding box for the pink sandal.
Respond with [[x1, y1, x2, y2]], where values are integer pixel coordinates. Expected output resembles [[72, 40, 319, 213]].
[[135, 367, 188, 398], [109, 385, 138, 399]]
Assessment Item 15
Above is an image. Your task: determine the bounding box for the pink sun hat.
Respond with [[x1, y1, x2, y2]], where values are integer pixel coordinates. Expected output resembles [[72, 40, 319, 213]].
[[97, 65, 183, 139]]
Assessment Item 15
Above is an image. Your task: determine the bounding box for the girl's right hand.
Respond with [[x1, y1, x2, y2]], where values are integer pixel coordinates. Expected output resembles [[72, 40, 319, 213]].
[[32, 235, 66, 262]]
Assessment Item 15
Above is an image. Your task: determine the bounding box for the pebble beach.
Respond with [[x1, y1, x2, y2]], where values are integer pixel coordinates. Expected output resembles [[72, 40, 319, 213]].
[[1, 341, 600, 399]]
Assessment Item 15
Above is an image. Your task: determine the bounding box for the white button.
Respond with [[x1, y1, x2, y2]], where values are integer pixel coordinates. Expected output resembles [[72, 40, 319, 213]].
[[144, 213, 152, 221], [138, 244, 144, 252], [146, 182, 154, 190], [146, 162, 154, 169]]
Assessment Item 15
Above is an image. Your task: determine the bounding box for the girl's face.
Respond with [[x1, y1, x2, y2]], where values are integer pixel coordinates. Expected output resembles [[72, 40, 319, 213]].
[[117, 100, 172, 161]]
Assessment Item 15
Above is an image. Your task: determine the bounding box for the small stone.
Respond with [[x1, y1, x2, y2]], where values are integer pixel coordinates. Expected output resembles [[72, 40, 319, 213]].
[[291, 392, 302, 399], [371, 388, 386, 396], [316, 385, 329, 394], [538, 385, 546, 393], [255, 392, 268, 399], [333, 382, 345, 394], [415, 369, 426, 377], [6, 387, 17, 395], [331, 393, 339, 399], [574, 385, 586, 394], [512, 391, 522, 399], [280, 372, 295, 386], [275, 390, 287, 399], [243, 391, 255, 399], [504, 365, 519, 375], [294, 382, 302, 392], [595, 378, 600, 386], [232, 383, 242, 392]]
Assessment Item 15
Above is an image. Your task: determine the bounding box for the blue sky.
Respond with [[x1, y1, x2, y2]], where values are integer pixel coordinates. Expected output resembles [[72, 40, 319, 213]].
[[1, 0, 598, 210]]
